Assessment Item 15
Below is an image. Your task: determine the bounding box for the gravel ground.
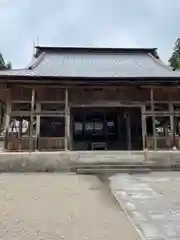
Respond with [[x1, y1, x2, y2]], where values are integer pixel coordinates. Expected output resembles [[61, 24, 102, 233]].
[[0, 173, 138, 240]]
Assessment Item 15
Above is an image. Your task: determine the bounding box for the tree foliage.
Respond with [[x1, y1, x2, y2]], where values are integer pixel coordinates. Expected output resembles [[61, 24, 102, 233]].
[[169, 38, 180, 70], [0, 53, 11, 70]]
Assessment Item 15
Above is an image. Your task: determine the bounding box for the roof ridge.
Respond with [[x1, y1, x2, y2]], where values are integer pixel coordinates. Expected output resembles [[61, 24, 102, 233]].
[[26, 52, 46, 70], [148, 53, 173, 71], [35, 46, 157, 55]]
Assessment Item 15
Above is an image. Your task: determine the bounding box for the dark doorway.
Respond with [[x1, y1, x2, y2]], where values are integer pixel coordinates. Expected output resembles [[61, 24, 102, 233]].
[[71, 107, 142, 150], [40, 117, 65, 137]]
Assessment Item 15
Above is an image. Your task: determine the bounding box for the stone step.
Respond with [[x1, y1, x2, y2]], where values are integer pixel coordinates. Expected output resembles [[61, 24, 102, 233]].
[[78, 158, 143, 161], [77, 156, 144, 162], [71, 160, 180, 171], [75, 168, 151, 174], [77, 153, 144, 157], [70, 152, 145, 163], [77, 154, 143, 157], [73, 164, 149, 169], [74, 161, 146, 166], [72, 164, 180, 174]]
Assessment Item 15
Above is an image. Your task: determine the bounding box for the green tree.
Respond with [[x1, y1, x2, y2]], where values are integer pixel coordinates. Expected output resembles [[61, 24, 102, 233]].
[[0, 53, 11, 70], [169, 38, 180, 70]]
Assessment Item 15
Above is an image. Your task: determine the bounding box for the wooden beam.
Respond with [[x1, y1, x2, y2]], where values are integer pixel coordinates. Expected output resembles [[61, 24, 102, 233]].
[[35, 111, 65, 116], [11, 111, 30, 117], [143, 111, 180, 116], [11, 111, 65, 117], [11, 100, 31, 103], [150, 88, 157, 149], [70, 102, 143, 108], [29, 88, 35, 152], [39, 100, 65, 104]]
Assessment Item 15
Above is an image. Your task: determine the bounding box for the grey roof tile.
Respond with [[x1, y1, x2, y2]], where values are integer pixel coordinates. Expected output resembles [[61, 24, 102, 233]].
[[0, 47, 179, 79]]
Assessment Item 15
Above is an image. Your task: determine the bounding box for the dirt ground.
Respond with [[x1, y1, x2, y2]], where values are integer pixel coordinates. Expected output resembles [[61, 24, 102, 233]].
[[0, 173, 138, 240]]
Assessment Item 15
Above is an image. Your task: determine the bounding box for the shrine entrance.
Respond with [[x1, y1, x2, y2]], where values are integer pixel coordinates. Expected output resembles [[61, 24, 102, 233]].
[[71, 107, 142, 151]]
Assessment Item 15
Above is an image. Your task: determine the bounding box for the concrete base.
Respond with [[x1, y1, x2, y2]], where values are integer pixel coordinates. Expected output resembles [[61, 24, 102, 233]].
[[0, 152, 71, 172], [0, 150, 180, 172]]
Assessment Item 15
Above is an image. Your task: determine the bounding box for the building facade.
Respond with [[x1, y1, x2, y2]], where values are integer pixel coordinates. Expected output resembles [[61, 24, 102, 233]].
[[0, 46, 180, 151]]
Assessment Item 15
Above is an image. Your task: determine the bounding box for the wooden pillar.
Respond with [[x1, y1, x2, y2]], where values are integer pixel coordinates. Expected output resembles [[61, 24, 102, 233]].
[[18, 119, 22, 138], [29, 88, 35, 152], [0, 102, 2, 128], [65, 88, 70, 150], [35, 102, 41, 150], [70, 110, 73, 150], [4, 90, 11, 150], [141, 105, 147, 149], [169, 103, 175, 148], [126, 113, 131, 150], [150, 88, 157, 149]]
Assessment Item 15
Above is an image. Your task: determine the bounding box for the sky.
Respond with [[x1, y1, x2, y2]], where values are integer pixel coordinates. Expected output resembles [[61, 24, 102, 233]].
[[0, 0, 179, 68]]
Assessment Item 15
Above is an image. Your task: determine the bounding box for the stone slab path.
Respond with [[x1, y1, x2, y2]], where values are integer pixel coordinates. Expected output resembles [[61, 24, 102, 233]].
[[109, 174, 180, 240]]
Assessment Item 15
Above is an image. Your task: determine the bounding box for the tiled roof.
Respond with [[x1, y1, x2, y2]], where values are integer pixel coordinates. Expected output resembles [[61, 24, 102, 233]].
[[0, 47, 179, 79]]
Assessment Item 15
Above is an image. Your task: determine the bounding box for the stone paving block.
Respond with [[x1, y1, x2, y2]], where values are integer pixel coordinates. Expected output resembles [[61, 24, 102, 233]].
[[124, 201, 137, 211], [138, 223, 164, 239], [129, 211, 148, 223], [109, 173, 180, 240], [162, 225, 180, 238]]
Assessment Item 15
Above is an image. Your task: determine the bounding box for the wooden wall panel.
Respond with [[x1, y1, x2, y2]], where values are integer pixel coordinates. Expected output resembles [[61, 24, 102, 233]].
[[0, 85, 10, 101], [7, 85, 180, 103], [11, 86, 65, 102], [11, 86, 32, 101], [69, 87, 151, 104], [153, 88, 180, 101], [36, 88, 65, 101]]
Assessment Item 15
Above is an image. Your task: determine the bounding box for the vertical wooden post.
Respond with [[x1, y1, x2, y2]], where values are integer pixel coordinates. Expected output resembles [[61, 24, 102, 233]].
[[169, 103, 175, 148], [70, 110, 73, 150], [18, 119, 22, 138], [150, 88, 157, 149], [126, 113, 131, 151], [0, 102, 2, 129], [141, 105, 147, 149], [29, 88, 35, 152], [35, 102, 41, 150], [4, 89, 11, 150], [65, 88, 70, 150]]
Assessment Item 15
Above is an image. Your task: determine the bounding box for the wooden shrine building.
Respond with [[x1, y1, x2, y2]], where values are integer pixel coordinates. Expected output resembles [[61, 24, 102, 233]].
[[0, 46, 180, 151]]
